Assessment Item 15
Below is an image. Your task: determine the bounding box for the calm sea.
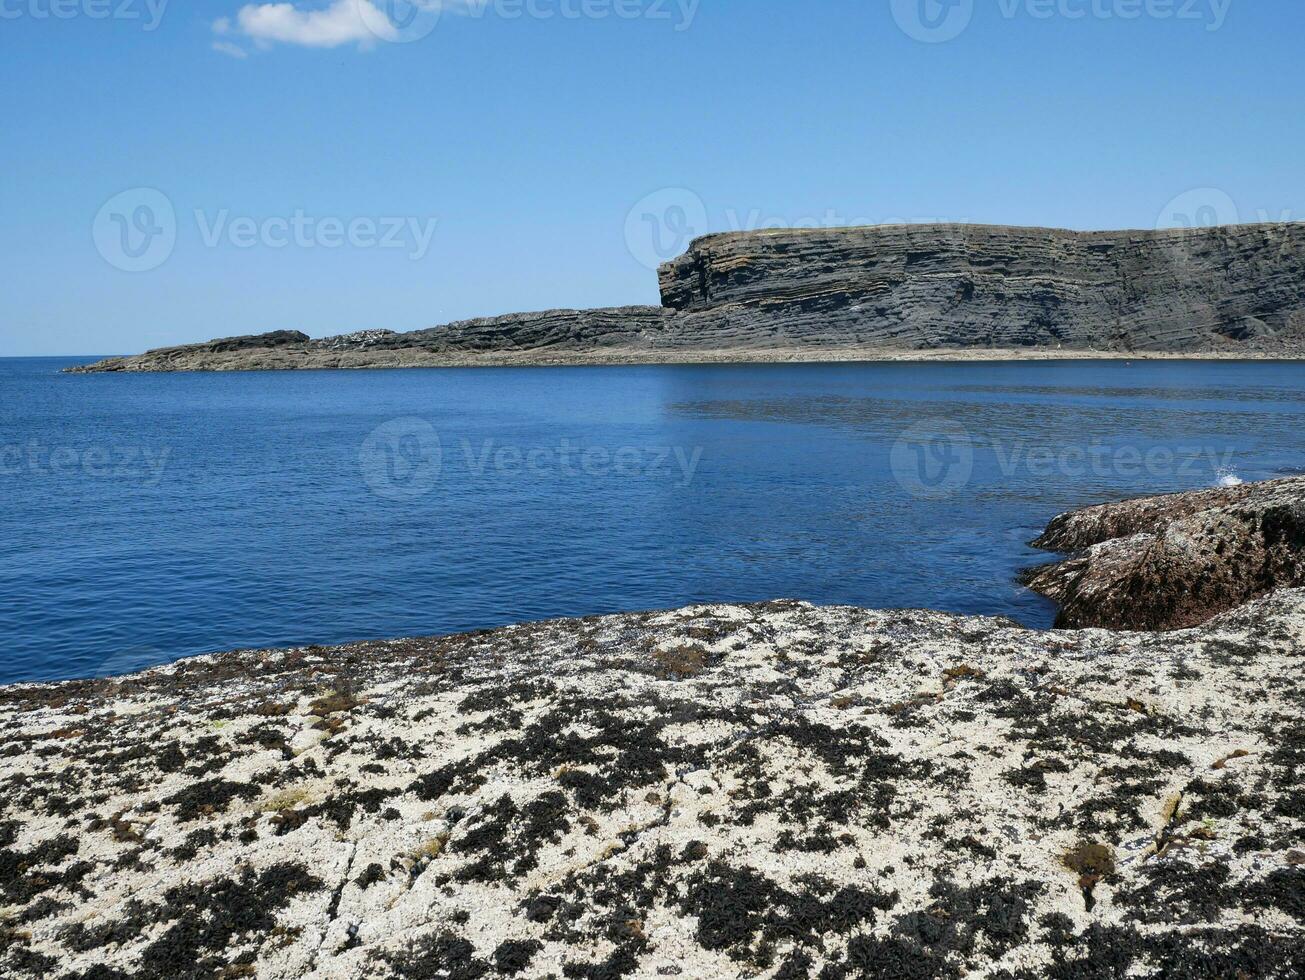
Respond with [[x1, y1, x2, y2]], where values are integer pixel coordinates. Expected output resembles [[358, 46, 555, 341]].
[[2, 356, 1302, 684]]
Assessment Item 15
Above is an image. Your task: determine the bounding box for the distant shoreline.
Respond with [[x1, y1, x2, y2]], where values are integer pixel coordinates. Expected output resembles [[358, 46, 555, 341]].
[[64, 221, 1305, 372], [63, 345, 1305, 373]]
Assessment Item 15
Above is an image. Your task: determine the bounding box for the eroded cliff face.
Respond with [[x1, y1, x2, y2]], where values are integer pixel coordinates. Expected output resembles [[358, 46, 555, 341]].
[[67, 222, 1305, 371], [658, 223, 1305, 352]]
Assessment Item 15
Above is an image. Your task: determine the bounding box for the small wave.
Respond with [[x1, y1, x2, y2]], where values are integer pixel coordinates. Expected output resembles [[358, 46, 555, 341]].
[[1215, 469, 1245, 488]]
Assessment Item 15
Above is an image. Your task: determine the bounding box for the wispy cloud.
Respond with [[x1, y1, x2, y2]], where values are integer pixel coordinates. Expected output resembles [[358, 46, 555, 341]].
[[211, 0, 692, 56], [213, 1, 408, 51], [212, 39, 250, 59]]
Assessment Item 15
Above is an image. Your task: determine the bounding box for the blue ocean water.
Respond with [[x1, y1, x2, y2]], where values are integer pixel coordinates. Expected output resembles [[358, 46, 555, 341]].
[[2, 356, 1303, 685]]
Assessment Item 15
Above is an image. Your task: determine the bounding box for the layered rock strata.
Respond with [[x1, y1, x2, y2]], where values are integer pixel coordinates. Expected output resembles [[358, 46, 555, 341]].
[[68, 308, 675, 372], [658, 222, 1305, 352], [68, 222, 1305, 371]]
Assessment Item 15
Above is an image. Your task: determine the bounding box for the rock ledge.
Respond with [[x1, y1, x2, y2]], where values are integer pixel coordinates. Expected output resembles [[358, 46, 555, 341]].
[[1027, 476, 1305, 630]]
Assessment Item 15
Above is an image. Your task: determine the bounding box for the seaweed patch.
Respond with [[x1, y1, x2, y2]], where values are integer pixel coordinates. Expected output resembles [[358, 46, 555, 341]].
[[0, 592, 1300, 977]]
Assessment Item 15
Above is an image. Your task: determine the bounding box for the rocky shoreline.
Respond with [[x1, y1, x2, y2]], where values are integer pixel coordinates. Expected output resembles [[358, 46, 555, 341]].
[[1025, 476, 1305, 631], [1, 483, 1303, 978], [68, 222, 1305, 372], [64, 344, 1305, 374]]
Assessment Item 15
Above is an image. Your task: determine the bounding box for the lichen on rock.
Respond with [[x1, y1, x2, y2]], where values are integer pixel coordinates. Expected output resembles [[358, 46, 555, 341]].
[[1, 589, 1302, 977]]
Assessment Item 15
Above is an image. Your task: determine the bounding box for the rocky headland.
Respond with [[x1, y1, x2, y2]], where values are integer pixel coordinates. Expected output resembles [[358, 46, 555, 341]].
[[1025, 476, 1305, 631], [69, 222, 1305, 372], [2, 481, 1303, 978]]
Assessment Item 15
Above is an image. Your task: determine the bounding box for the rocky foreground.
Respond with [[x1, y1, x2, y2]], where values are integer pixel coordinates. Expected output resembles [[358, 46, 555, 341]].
[[2, 590, 1303, 978], [1026, 476, 1305, 631], [69, 222, 1305, 371]]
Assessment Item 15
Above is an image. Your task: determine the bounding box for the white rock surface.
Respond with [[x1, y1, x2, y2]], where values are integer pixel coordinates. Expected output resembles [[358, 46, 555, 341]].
[[0, 595, 1302, 978]]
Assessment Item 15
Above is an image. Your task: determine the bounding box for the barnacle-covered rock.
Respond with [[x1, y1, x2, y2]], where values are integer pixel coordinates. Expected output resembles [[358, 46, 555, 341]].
[[1027, 476, 1305, 629]]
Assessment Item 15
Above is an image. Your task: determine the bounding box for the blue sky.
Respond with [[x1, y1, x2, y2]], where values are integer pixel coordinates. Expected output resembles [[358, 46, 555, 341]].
[[2, 0, 1302, 355]]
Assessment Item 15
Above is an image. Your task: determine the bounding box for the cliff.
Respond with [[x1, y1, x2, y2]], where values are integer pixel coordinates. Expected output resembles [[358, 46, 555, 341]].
[[660, 222, 1305, 351], [67, 222, 1305, 371]]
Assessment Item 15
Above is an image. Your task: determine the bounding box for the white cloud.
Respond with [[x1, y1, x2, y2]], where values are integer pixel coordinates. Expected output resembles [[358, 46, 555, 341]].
[[212, 40, 250, 58], [218, 1, 400, 50]]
